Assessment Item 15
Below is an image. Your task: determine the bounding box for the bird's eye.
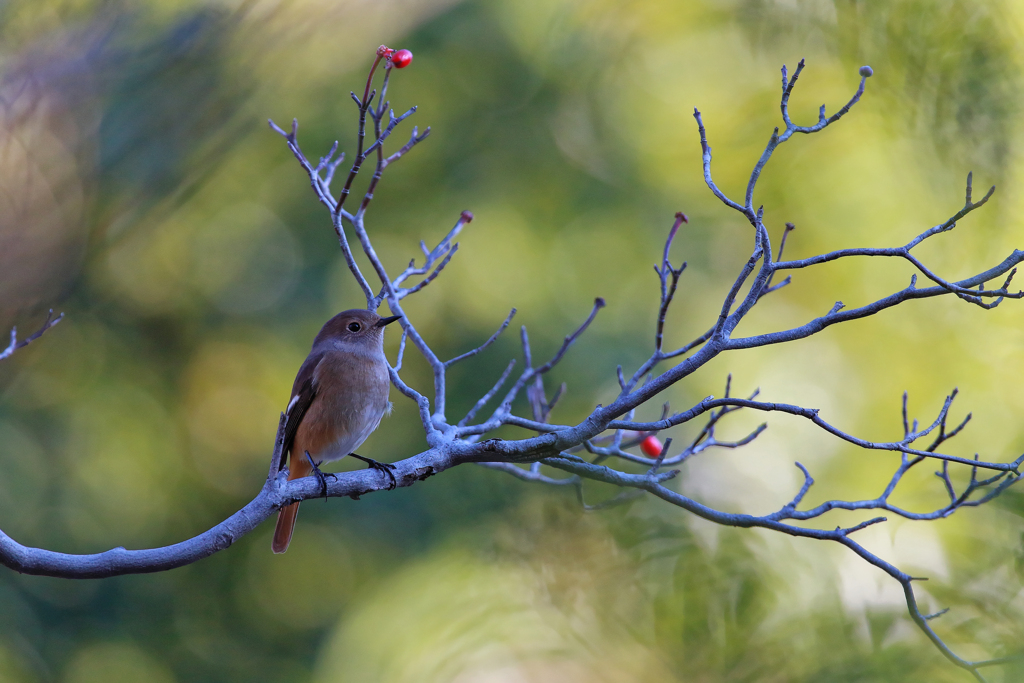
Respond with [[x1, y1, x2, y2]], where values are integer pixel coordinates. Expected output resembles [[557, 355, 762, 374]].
[[347, 322, 361, 332]]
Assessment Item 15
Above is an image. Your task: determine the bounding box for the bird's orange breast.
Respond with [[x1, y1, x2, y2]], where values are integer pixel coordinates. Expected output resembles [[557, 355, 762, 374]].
[[291, 349, 390, 464]]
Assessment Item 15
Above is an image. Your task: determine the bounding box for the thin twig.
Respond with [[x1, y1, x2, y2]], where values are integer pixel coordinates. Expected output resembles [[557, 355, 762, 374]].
[[0, 310, 63, 361]]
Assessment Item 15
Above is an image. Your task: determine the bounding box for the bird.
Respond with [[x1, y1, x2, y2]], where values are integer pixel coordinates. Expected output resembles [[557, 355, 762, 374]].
[[272, 309, 401, 554]]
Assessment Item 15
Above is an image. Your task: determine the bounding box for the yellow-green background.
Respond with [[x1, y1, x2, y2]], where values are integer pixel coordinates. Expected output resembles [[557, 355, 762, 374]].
[[0, 0, 1021, 681]]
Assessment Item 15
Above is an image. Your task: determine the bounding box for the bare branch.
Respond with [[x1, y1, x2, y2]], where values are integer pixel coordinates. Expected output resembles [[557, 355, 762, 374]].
[[0, 310, 63, 361], [268, 117, 376, 305], [457, 359, 516, 428], [655, 212, 688, 353], [532, 297, 605, 378], [392, 327, 409, 372], [393, 211, 475, 303], [475, 461, 577, 486], [610, 394, 1020, 473], [692, 108, 747, 215]]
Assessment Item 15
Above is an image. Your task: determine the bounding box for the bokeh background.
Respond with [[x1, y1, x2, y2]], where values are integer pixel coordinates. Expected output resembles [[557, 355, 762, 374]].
[[0, 0, 1021, 681]]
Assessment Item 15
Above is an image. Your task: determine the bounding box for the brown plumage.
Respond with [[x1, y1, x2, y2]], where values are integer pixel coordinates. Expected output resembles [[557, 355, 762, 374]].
[[271, 309, 400, 554]]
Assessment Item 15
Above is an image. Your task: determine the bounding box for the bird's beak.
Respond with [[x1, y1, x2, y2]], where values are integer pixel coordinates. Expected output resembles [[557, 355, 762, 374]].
[[376, 315, 402, 328]]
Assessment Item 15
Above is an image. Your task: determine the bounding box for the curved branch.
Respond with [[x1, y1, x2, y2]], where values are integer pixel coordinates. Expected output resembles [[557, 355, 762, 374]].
[[1, 418, 447, 578], [446, 307, 516, 367]]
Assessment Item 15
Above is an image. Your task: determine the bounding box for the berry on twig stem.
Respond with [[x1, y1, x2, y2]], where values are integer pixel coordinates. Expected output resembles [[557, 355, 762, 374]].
[[391, 49, 413, 69]]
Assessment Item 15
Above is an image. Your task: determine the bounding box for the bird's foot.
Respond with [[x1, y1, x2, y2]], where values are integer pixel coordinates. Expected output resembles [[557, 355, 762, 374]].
[[349, 453, 397, 490], [305, 451, 337, 500]]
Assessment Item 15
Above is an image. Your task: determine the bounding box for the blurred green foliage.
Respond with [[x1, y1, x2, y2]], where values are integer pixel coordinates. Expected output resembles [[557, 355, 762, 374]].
[[0, 0, 1021, 681]]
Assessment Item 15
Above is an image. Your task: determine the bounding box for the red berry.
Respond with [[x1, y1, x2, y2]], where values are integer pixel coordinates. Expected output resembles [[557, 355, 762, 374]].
[[640, 435, 663, 458], [391, 49, 413, 69]]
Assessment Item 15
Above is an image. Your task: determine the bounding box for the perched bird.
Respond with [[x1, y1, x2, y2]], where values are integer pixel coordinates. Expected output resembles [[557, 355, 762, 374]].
[[272, 309, 401, 554]]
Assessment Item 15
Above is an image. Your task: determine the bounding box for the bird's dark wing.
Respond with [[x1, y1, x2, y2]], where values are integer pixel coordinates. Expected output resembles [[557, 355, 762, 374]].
[[281, 351, 323, 470]]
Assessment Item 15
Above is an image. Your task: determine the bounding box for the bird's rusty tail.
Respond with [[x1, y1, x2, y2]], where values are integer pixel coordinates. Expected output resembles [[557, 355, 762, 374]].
[[271, 502, 300, 554], [271, 451, 312, 554]]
